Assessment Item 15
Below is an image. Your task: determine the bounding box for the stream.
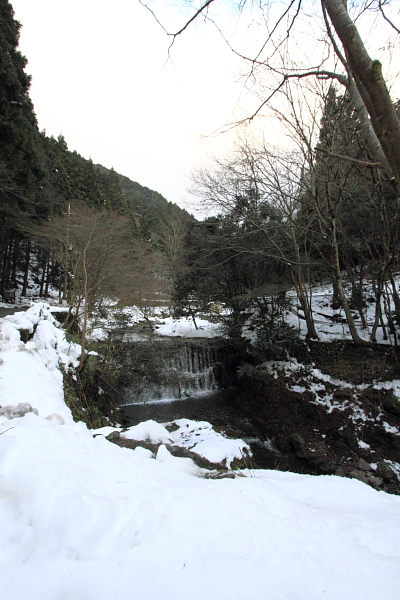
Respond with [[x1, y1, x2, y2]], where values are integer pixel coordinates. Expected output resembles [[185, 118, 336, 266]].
[[121, 389, 302, 472], [117, 337, 310, 472]]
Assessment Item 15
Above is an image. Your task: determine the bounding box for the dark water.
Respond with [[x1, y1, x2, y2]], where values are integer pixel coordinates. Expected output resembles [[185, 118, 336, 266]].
[[120, 389, 299, 472]]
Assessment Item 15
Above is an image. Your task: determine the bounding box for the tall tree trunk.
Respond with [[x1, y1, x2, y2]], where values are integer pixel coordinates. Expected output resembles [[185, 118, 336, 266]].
[[331, 218, 366, 345], [22, 239, 31, 297], [11, 234, 19, 288], [322, 0, 400, 188], [291, 264, 319, 340], [2, 237, 11, 290], [39, 251, 47, 297]]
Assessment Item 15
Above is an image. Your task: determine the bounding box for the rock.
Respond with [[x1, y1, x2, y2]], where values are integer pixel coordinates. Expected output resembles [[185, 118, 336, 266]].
[[335, 467, 347, 478], [349, 469, 368, 484], [12, 402, 34, 418], [367, 476, 383, 489], [0, 403, 38, 419], [106, 431, 120, 441], [333, 439, 353, 457], [333, 388, 354, 400], [45, 413, 65, 425], [382, 397, 400, 419], [288, 433, 306, 452], [340, 430, 359, 450], [357, 458, 371, 471], [377, 461, 396, 480], [18, 328, 31, 343]]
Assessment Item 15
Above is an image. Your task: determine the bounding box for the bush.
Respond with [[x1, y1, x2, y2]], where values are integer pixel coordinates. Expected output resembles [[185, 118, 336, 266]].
[[250, 318, 303, 362], [237, 363, 274, 392]]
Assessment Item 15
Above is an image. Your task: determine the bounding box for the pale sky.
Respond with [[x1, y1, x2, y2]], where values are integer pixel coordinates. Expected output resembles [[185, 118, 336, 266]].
[[11, 0, 399, 215], [11, 0, 248, 214]]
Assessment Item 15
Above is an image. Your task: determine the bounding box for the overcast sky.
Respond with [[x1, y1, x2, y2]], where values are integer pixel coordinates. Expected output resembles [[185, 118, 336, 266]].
[[11, 1, 399, 215], [11, 0, 249, 215]]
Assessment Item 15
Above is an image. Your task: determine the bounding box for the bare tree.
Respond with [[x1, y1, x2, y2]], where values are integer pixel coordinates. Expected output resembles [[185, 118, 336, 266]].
[[36, 203, 142, 369], [143, 0, 400, 189], [191, 142, 320, 338]]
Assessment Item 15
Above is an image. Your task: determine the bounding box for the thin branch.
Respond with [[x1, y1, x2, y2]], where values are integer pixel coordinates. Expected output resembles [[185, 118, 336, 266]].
[[169, 0, 216, 38], [378, 0, 400, 35], [140, 0, 216, 55], [315, 147, 385, 169]]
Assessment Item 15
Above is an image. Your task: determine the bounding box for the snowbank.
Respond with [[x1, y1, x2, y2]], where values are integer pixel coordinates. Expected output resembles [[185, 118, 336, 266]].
[[0, 304, 400, 600]]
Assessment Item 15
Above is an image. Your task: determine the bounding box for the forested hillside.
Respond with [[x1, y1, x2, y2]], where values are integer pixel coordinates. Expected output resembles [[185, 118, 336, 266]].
[[0, 0, 191, 308]]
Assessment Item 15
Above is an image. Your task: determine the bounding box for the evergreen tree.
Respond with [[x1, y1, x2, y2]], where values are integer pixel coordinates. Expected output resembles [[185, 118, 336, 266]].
[[0, 0, 44, 292], [0, 0, 42, 216]]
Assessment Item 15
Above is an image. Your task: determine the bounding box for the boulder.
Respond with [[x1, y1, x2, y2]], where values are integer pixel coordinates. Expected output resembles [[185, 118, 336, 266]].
[[377, 461, 396, 480], [349, 469, 368, 484], [357, 458, 371, 471], [368, 476, 383, 489]]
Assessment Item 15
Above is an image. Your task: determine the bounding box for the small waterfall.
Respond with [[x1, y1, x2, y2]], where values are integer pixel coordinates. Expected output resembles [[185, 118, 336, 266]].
[[120, 341, 221, 405]]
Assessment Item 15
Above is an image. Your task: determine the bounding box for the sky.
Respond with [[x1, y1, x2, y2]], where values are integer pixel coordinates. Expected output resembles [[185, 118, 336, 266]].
[[11, 0, 247, 215], [10, 0, 400, 215]]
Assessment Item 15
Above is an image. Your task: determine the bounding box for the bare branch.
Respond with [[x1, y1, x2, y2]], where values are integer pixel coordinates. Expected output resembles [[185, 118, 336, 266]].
[[140, 0, 216, 55], [315, 147, 385, 169], [378, 0, 400, 35]]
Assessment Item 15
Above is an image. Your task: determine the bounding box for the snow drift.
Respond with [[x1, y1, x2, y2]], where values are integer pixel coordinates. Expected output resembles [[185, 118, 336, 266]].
[[0, 304, 400, 600]]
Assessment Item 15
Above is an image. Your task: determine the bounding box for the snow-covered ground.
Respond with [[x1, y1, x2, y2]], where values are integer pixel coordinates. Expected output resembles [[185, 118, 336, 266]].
[[1, 304, 400, 599]]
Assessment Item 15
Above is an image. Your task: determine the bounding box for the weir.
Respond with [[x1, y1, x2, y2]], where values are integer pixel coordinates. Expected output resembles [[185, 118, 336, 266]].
[[119, 340, 228, 405]]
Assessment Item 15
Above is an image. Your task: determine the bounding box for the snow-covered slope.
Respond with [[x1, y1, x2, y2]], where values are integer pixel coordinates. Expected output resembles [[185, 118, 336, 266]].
[[1, 304, 400, 600]]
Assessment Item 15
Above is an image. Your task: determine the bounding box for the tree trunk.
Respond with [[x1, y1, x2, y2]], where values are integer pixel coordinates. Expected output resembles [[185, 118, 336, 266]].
[[331, 218, 366, 345], [22, 240, 31, 297], [291, 268, 319, 340], [11, 235, 19, 288], [322, 0, 400, 188], [39, 251, 47, 297]]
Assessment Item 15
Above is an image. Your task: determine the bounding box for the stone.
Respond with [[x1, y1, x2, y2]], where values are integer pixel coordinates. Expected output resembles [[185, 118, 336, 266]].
[[357, 458, 371, 471], [46, 413, 65, 425], [333, 388, 354, 400], [382, 397, 400, 418], [368, 476, 383, 489], [106, 431, 120, 441], [335, 467, 347, 478], [377, 461, 396, 480], [18, 328, 31, 343], [288, 433, 305, 452], [349, 469, 368, 484], [9, 403, 36, 419]]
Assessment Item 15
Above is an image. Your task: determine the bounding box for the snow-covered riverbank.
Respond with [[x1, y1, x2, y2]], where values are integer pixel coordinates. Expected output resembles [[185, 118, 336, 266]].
[[1, 304, 400, 600]]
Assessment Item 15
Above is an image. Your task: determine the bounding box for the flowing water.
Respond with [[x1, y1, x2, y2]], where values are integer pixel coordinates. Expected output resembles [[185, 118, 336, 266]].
[[118, 338, 306, 471], [119, 340, 223, 405]]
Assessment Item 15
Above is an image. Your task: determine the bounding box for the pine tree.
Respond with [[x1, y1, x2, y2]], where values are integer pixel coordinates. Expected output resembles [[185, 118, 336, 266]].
[[0, 1, 44, 292], [0, 1, 42, 205]]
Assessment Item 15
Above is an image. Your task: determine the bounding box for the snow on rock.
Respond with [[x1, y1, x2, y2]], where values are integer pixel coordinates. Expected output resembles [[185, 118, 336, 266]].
[[1, 303, 400, 600], [169, 418, 251, 468], [121, 419, 172, 444], [120, 418, 251, 468]]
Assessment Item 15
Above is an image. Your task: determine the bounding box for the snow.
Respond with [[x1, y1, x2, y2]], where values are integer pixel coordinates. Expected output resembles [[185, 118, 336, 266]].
[[154, 315, 222, 337], [121, 418, 250, 468], [1, 304, 400, 599]]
